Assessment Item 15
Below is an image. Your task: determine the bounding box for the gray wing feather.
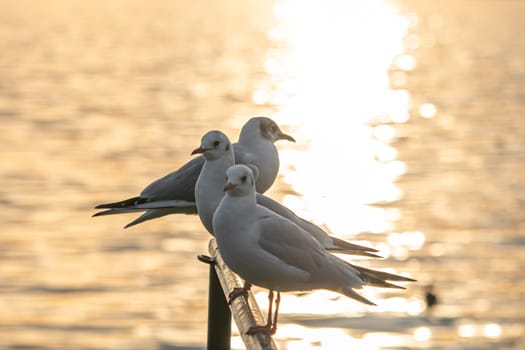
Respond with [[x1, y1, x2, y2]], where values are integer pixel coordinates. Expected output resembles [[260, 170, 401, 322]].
[[256, 194, 378, 256], [257, 211, 365, 289], [140, 155, 205, 201], [256, 212, 326, 275]]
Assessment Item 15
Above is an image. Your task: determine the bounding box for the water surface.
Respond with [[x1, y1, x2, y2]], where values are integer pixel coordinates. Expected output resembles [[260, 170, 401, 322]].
[[1, 0, 524, 349]]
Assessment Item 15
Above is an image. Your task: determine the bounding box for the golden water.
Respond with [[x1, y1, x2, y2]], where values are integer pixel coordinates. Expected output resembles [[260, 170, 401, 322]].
[[1, 0, 524, 349]]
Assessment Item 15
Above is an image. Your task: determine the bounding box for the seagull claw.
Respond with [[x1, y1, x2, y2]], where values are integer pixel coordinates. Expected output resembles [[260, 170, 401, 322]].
[[246, 325, 276, 335], [228, 282, 252, 304]]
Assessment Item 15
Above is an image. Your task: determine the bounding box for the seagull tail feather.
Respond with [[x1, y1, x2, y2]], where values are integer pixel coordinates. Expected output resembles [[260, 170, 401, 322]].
[[350, 264, 416, 283], [94, 196, 146, 209], [123, 206, 197, 228], [92, 208, 144, 217], [330, 236, 379, 253], [341, 287, 377, 306]]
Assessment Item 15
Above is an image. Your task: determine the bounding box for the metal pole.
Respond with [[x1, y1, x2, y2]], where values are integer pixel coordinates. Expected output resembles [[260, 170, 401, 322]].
[[199, 254, 231, 350]]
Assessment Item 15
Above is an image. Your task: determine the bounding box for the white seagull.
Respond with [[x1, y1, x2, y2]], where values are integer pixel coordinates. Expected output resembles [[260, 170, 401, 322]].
[[192, 130, 383, 302], [192, 130, 379, 257], [92, 117, 295, 228], [213, 164, 416, 335]]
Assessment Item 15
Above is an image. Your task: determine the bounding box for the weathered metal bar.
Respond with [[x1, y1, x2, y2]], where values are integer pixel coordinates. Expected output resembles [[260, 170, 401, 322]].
[[208, 239, 278, 350]]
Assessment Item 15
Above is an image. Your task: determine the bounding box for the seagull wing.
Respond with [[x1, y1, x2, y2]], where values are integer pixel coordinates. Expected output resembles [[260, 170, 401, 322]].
[[140, 155, 205, 201]]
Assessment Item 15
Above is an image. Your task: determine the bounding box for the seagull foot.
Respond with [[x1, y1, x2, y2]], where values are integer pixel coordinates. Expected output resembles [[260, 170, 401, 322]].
[[228, 282, 251, 304], [246, 290, 280, 336], [246, 325, 276, 335]]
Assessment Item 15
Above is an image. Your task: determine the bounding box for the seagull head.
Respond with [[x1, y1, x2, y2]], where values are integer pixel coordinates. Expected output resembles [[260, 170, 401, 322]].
[[240, 117, 296, 144], [223, 164, 256, 196], [191, 130, 232, 160]]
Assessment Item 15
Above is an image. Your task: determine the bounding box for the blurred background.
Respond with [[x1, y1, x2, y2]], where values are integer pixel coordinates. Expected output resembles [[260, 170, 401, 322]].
[[1, 0, 524, 349]]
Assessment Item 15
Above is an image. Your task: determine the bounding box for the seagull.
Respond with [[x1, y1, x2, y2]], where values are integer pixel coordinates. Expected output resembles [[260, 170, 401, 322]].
[[92, 117, 295, 228], [213, 164, 416, 335], [191, 130, 384, 302], [192, 130, 379, 256], [192, 130, 237, 234]]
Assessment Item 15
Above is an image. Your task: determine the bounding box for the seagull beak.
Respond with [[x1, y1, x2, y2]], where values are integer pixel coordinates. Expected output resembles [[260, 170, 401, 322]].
[[191, 146, 206, 155], [277, 130, 296, 143], [223, 182, 236, 192]]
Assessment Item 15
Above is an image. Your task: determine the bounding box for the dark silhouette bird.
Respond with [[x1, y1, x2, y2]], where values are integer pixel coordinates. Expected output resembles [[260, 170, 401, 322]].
[[424, 284, 438, 311]]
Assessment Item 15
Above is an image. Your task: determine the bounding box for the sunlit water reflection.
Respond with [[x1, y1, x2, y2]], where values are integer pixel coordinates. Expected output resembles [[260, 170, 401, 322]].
[[245, 0, 525, 348], [1, 0, 524, 349], [249, 1, 420, 347], [263, 0, 410, 234]]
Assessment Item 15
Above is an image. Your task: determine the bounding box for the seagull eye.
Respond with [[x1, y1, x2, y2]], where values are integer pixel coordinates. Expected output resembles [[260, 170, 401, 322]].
[[241, 175, 247, 183], [213, 141, 220, 148], [270, 123, 277, 133]]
